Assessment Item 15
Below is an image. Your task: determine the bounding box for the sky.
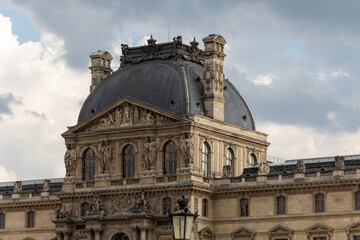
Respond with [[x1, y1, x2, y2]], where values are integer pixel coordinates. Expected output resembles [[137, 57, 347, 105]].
[[0, 0, 360, 181]]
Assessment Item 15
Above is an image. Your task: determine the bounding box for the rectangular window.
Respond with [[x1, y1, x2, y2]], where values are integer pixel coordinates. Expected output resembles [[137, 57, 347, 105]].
[[355, 192, 360, 210], [240, 198, 249, 216], [354, 236, 360, 240], [315, 194, 325, 212], [277, 196, 286, 214], [313, 237, 326, 240]]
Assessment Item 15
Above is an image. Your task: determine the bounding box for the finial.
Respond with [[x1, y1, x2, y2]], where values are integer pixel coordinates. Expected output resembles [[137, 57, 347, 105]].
[[190, 37, 199, 48], [147, 35, 157, 45]]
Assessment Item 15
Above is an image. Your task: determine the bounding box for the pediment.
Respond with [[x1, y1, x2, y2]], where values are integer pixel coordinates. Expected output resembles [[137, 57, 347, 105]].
[[306, 223, 333, 233], [269, 224, 294, 234], [346, 221, 360, 231], [199, 227, 214, 240], [64, 98, 188, 135], [232, 226, 256, 237]]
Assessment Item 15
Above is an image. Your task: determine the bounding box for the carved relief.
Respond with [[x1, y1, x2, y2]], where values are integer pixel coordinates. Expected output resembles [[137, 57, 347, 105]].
[[57, 202, 77, 219], [180, 133, 194, 166], [98, 140, 112, 174], [87, 195, 105, 217], [296, 160, 306, 173], [335, 155, 345, 170], [64, 144, 77, 177], [223, 165, 232, 178], [258, 162, 270, 175], [80, 102, 175, 133], [13, 181, 22, 193], [133, 192, 150, 213], [111, 194, 134, 215]]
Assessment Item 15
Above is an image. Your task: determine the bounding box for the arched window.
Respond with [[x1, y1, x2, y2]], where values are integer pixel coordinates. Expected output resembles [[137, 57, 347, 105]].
[[123, 145, 135, 178], [83, 149, 95, 181], [277, 196, 286, 214], [249, 153, 257, 167], [355, 191, 360, 210], [0, 213, 5, 229], [164, 141, 177, 175], [226, 148, 234, 166], [202, 199, 208, 217], [202, 143, 210, 177], [240, 198, 249, 216], [163, 197, 172, 215], [315, 193, 325, 212], [27, 211, 34, 228], [112, 233, 130, 240], [81, 202, 90, 216]]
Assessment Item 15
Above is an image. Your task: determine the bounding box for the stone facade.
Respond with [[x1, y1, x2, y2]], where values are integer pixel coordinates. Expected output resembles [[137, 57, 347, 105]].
[[0, 35, 359, 240]]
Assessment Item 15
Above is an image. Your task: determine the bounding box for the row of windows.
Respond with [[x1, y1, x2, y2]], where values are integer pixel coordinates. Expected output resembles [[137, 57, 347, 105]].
[[0, 211, 34, 229], [82, 142, 255, 180], [240, 192, 360, 216]]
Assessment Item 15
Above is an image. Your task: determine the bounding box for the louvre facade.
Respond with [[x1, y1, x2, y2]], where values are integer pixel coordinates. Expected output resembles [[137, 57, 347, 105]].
[[0, 34, 360, 240]]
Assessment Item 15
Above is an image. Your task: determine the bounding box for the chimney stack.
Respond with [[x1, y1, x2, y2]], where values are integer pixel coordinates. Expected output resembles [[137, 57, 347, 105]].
[[202, 34, 226, 121], [89, 50, 113, 92]]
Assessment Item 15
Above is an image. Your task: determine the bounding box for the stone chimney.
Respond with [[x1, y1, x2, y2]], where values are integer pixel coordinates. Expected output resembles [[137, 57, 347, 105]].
[[89, 50, 113, 92], [202, 34, 226, 121]]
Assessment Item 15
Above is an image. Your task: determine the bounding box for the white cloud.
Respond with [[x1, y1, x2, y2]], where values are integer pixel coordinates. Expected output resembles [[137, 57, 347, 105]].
[[0, 165, 17, 182], [137, 35, 151, 46], [258, 121, 360, 160], [0, 13, 89, 180], [252, 74, 274, 86], [333, 69, 350, 78]]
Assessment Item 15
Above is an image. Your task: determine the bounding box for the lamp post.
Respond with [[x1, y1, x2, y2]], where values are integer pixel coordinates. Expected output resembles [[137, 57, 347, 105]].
[[170, 195, 198, 240]]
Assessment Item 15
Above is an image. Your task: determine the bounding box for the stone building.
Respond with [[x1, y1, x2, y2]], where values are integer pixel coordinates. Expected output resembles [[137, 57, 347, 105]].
[[0, 34, 360, 240]]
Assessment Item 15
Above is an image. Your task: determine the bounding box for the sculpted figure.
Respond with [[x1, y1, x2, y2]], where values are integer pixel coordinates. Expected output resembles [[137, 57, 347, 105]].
[[42, 179, 51, 192], [142, 138, 151, 170], [223, 165, 232, 177], [107, 112, 116, 126], [133, 192, 150, 213], [122, 103, 131, 124], [296, 160, 306, 173], [64, 144, 77, 176], [180, 133, 194, 166], [149, 137, 157, 168], [99, 141, 111, 173], [115, 107, 123, 126], [57, 203, 72, 219], [133, 106, 140, 124], [335, 155, 345, 170], [88, 195, 105, 216], [13, 181, 22, 193], [258, 161, 270, 175]]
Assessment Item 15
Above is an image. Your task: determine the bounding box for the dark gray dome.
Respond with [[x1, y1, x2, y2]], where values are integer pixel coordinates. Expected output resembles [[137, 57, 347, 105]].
[[78, 59, 255, 130]]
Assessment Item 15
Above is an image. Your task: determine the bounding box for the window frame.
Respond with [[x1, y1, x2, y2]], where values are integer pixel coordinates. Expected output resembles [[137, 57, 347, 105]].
[[0, 213, 5, 229], [202, 199, 208, 217], [249, 153, 257, 167], [83, 148, 95, 181], [163, 141, 177, 176], [122, 144, 135, 178], [276, 196, 286, 215], [201, 143, 210, 177], [240, 198, 249, 217], [81, 202, 90, 217], [315, 193, 325, 212], [355, 191, 360, 210], [27, 211, 35, 228], [163, 197, 172, 215]]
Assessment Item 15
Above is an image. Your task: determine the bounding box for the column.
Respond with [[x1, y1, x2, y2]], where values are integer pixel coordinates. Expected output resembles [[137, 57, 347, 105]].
[[56, 231, 62, 240], [86, 229, 92, 240], [131, 226, 138, 240], [64, 232, 70, 240], [95, 229, 102, 240], [140, 226, 147, 240]]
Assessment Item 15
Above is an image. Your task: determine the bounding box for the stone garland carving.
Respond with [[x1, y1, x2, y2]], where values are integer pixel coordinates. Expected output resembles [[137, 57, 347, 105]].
[[223, 165, 232, 178], [42, 179, 51, 192], [87, 195, 105, 217], [111, 194, 135, 215], [81, 102, 173, 133], [334, 155, 345, 171], [64, 144, 77, 177], [180, 133, 194, 167], [296, 160, 306, 173], [142, 137, 157, 171], [258, 162, 270, 175], [13, 181, 22, 193], [98, 140, 112, 174]]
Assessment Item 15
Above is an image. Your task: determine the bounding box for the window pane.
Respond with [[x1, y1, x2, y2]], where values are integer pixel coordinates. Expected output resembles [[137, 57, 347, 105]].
[[202, 143, 209, 177], [163, 197, 171, 215], [0, 213, 5, 229], [27, 211, 34, 228], [83, 149, 95, 181], [277, 196, 286, 214], [164, 141, 177, 175], [315, 194, 325, 212], [240, 198, 249, 216], [123, 145, 135, 178]]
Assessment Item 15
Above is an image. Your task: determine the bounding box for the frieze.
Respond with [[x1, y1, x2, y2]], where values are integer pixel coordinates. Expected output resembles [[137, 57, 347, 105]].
[[78, 102, 176, 133]]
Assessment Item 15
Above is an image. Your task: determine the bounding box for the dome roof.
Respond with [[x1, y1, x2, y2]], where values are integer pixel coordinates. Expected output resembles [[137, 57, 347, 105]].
[[78, 37, 255, 130]]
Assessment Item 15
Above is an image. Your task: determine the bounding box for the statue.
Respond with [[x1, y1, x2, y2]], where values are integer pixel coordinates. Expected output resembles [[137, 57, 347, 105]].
[[122, 103, 131, 124], [132, 192, 150, 213], [296, 160, 306, 173], [223, 165, 232, 177], [98, 141, 112, 173], [142, 137, 157, 170], [57, 203, 73, 219], [13, 181, 22, 193], [180, 133, 194, 166], [64, 144, 77, 176], [42, 179, 51, 192], [334, 155, 345, 170], [115, 106, 123, 126], [258, 162, 270, 175]]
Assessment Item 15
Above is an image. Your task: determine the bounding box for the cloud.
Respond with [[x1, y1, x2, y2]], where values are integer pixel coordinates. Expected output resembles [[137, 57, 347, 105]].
[[0, 92, 21, 115], [0, 13, 89, 179], [0, 165, 17, 182], [251, 74, 274, 86]]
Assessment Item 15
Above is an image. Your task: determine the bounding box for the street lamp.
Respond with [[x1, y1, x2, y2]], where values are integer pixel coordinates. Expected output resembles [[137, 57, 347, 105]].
[[170, 195, 198, 240]]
